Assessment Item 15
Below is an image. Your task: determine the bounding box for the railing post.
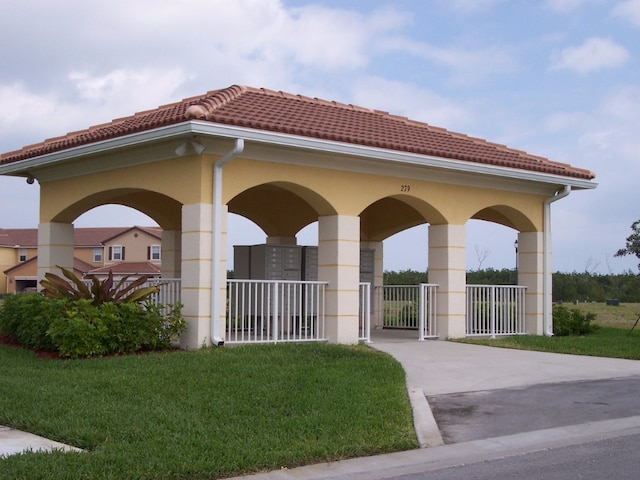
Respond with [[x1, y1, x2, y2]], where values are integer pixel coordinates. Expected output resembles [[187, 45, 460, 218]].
[[359, 282, 371, 343], [272, 282, 279, 343], [419, 284, 426, 341], [490, 286, 496, 339]]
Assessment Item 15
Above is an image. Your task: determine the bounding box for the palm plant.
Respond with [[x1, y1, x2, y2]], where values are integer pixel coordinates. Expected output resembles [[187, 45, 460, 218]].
[[40, 266, 159, 305]]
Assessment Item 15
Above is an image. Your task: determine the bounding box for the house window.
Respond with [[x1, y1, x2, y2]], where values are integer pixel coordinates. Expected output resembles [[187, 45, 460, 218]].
[[93, 248, 103, 263], [18, 249, 27, 262], [148, 245, 161, 261], [109, 245, 125, 261]]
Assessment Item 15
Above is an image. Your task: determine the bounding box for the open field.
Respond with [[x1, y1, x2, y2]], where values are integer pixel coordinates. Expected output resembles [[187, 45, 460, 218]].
[[569, 301, 640, 329]]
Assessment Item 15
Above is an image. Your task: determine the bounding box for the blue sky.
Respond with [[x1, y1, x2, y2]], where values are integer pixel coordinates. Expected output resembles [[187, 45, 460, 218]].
[[1, 0, 639, 274]]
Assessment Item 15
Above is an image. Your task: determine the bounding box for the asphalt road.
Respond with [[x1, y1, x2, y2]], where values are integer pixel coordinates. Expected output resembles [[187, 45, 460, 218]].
[[428, 376, 640, 444]]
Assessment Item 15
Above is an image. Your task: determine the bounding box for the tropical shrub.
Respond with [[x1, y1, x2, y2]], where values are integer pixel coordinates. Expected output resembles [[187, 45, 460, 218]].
[[552, 304, 599, 336], [40, 266, 159, 305]]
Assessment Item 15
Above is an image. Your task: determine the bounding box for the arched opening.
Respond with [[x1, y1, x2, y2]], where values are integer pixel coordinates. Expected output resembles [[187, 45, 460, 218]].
[[466, 220, 519, 273], [52, 189, 182, 231], [75, 205, 158, 228], [383, 225, 429, 272]]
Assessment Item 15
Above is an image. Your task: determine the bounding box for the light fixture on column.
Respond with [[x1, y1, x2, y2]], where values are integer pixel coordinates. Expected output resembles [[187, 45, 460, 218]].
[[174, 136, 206, 156]]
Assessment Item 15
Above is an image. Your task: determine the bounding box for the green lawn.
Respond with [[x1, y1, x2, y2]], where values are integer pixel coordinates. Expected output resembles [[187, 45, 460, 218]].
[[455, 326, 640, 359], [0, 343, 417, 480], [456, 302, 640, 360]]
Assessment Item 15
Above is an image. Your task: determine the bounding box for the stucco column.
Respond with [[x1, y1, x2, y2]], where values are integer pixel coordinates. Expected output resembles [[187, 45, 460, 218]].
[[318, 215, 360, 344], [518, 231, 544, 335], [266, 236, 297, 245], [180, 203, 213, 349], [428, 224, 466, 338], [362, 240, 384, 329], [37, 222, 74, 285], [161, 229, 181, 278]]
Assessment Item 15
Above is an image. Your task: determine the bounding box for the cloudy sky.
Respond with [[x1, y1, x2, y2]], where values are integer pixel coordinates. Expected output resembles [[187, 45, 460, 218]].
[[1, 0, 639, 274]]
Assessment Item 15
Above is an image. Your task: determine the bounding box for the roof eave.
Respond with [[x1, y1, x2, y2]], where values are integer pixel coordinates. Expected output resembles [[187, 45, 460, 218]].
[[0, 120, 597, 190]]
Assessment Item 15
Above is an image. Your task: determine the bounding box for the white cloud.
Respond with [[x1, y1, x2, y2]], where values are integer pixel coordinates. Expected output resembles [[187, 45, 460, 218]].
[[381, 38, 518, 85], [0, 68, 189, 154], [67, 68, 189, 114], [0, 83, 80, 149], [545, 0, 590, 12], [549, 37, 629, 73], [348, 77, 473, 131], [612, 0, 640, 27]]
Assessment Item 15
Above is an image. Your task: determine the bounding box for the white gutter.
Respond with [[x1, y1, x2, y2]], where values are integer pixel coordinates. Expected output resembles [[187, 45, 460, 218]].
[[210, 138, 245, 346], [0, 121, 597, 191], [543, 185, 571, 336]]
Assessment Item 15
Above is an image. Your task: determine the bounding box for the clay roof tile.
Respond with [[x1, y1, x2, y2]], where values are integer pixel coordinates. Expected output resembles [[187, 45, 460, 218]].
[[0, 84, 595, 180]]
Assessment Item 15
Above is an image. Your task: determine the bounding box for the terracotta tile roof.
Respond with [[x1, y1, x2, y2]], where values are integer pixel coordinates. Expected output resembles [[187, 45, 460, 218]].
[[0, 228, 38, 247], [0, 226, 161, 247], [99, 226, 162, 244], [0, 84, 595, 180], [3, 256, 94, 275], [87, 262, 161, 276], [74, 227, 131, 246]]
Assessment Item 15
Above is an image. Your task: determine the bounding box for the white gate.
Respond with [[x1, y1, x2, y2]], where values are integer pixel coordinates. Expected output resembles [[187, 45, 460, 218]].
[[466, 285, 526, 337], [375, 284, 438, 339]]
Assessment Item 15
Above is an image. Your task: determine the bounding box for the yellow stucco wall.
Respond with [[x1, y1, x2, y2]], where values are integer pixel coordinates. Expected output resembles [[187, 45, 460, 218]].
[[1, 247, 38, 294], [38, 151, 545, 241], [103, 230, 162, 265], [39, 156, 212, 228], [222, 157, 545, 236], [0, 247, 15, 294]]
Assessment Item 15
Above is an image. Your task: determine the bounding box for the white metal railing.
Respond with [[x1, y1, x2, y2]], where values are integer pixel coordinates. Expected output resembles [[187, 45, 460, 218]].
[[466, 285, 527, 337], [375, 284, 438, 338], [226, 280, 327, 344], [418, 283, 438, 340], [147, 278, 181, 307], [359, 282, 371, 343]]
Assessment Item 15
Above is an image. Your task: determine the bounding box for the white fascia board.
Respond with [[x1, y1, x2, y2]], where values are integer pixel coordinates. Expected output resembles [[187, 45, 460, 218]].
[[188, 122, 597, 191], [0, 120, 597, 191], [0, 123, 197, 176]]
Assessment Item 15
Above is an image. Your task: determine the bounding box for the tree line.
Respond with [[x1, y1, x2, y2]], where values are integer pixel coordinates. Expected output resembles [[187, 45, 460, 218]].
[[383, 268, 640, 303]]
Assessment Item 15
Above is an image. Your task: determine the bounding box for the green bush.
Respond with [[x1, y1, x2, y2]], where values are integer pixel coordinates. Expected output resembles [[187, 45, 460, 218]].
[[47, 301, 109, 358], [0, 294, 64, 351], [0, 294, 185, 358], [552, 304, 599, 336]]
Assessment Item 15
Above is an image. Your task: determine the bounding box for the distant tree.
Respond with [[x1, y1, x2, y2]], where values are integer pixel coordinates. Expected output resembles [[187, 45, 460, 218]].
[[474, 245, 490, 271], [614, 220, 640, 272]]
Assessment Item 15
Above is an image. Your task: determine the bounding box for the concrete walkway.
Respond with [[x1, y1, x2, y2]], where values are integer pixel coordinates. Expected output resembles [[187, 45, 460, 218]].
[[0, 425, 81, 458], [369, 329, 640, 448], [4, 330, 640, 477]]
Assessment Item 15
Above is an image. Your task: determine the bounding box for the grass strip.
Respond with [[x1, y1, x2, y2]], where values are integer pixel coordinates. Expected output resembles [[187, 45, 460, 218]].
[[0, 343, 417, 480], [455, 326, 640, 360]]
